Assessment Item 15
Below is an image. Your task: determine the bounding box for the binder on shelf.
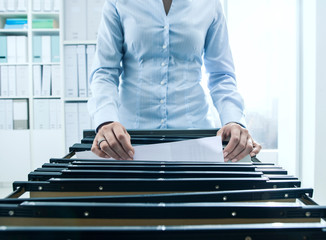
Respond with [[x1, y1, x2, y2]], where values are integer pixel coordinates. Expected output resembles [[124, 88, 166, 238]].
[[33, 36, 42, 63], [17, 0, 27, 12], [0, 0, 6, 12], [43, 0, 53, 12], [51, 35, 60, 62], [16, 36, 28, 63], [32, 0, 41, 12], [0, 66, 8, 96], [6, 0, 15, 11], [13, 99, 29, 130], [0, 100, 5, 129], [86, 45, 95, 97], [5, 99, 13, 130], [86, 0, 105, 40], [56, 99, 62, 129], [64, 45, 78, 97], [65, 103, 79, 151], [53, 0, 59, 12], [51, 65, 61, 96], [34, 99, 50, 129], [64, 0, 86, 40], [16, 66, 29, 96], [33, 65, 42, 96], [0, 36, 7, 63], [8, 65, 16, 96], [32, 19, 56, 29], [41, 36, 51, 63], [78, 103, 91, 140], [77, 45, 87, 97], [49, 99, 57, 129], [7, 36, 16, 63], [41, 65, 51, 96], [4, 18, 28, 29]]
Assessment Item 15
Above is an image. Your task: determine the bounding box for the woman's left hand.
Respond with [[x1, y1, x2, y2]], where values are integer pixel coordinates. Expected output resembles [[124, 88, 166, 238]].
[[217, 122, 262, 162]]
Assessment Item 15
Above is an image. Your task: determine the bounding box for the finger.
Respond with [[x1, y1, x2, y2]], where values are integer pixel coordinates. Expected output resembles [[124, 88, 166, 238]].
[[113, 126, 134, 159], [223, 127, 241, 159], [250, 140, 262, 156], [225, 131, 248, 162], [104, 129, 131, 160], [231, 137, 254, 162], [100, 136, 122, 160], [91, 138, 111, 158]]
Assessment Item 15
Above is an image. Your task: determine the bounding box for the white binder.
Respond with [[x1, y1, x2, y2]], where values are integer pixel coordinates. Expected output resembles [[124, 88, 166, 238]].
[[41, 65, 51, 96], [7, 36, 16, 63], [86, 0, 105, 40], [86, 45, 96, 97], [17, 0, 27, 11], [64, 0, 86, 40], [41, 36, 51, 63], [34, 99, 50, 129], [64, 45, 78, 97], [51, 65, 61, 96], [77, 45, 87, 97], [5, 99, 13, 130], [0, 65, 9, 96], [33, 65, 42, 96], [16, 36, 27, 63], [8, 65, 16, 96], [16, 65, 29, 96]]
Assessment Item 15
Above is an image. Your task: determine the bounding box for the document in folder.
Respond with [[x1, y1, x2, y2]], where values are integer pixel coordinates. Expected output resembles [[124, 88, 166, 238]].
[[76, 136, 224, 162]]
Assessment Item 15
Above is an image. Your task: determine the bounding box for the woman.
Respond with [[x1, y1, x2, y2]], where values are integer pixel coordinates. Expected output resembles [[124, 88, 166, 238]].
[[88, 0, 261, 160]]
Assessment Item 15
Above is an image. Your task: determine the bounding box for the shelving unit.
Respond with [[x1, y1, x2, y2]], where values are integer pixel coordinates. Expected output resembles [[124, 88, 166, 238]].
[[0, 0, 103, 183]]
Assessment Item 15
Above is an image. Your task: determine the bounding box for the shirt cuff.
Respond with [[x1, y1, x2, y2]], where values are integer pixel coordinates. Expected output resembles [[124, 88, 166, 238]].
[[93, 104, 120, 131], [219, 109, 247, 128]]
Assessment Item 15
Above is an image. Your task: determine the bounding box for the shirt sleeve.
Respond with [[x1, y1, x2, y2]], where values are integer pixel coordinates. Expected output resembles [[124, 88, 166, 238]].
[[203, 0, 246, 127], [87, 0, 123, 130]]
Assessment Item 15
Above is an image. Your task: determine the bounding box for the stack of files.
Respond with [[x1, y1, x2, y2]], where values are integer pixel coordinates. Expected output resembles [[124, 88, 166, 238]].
[[0, 65, 29, 97], [64, 0, 104, 41], [4, 18, 28, 29], [0, 99, 28, 130], [65, 45, 95, 97], [33, 35, 59, 63], [65, 102, 92, 151], [0, 36, 27, 63], [33, 64, 61, 96], [32, 0, 60, 12], [33, 99, 61, 129], [0, 0, 27, 12], [32, 18, 58, 29]]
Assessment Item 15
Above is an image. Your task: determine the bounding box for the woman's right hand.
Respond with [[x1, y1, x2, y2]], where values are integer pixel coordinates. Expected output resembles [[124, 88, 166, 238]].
[[91, 122, 134, 160]]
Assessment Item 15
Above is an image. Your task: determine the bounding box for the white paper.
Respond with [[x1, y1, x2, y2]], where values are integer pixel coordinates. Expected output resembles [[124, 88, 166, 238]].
[[76, 136, 224, 162]]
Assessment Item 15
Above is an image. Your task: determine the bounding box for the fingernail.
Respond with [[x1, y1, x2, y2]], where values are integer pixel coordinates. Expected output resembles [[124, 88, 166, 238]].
[[224, 152, 228, 158], [224, 158, 229, 162], [128, 151, 134, 158], [232, 159, 238, 162]]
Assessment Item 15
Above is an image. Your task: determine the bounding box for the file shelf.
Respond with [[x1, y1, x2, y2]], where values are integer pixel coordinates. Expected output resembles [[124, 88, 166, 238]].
[[0, 0, 104, 183]]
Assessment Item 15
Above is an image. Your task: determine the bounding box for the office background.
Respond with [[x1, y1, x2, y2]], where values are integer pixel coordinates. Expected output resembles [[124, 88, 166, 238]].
[[0, 0, 325, 204]]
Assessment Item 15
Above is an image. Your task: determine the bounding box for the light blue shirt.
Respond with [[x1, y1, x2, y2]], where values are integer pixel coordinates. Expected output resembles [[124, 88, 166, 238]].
[[88, 0, 246, 130]]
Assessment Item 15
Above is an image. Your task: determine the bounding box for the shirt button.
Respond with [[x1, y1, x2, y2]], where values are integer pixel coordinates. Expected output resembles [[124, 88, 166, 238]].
[[161, 62, 166, 67], [164, 25, 168, 30], [161, 119, 164, 124], [162, 44, 167, 49], [160, 81, 165, 85], [160, 99, 164, 104]]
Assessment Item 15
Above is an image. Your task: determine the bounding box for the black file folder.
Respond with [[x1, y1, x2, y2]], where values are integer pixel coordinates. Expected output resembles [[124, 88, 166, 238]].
[[1, 129, 326, 240]]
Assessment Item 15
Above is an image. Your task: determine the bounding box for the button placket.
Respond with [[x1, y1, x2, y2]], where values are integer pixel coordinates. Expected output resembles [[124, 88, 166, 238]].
[[159, 22, 169, 128]]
